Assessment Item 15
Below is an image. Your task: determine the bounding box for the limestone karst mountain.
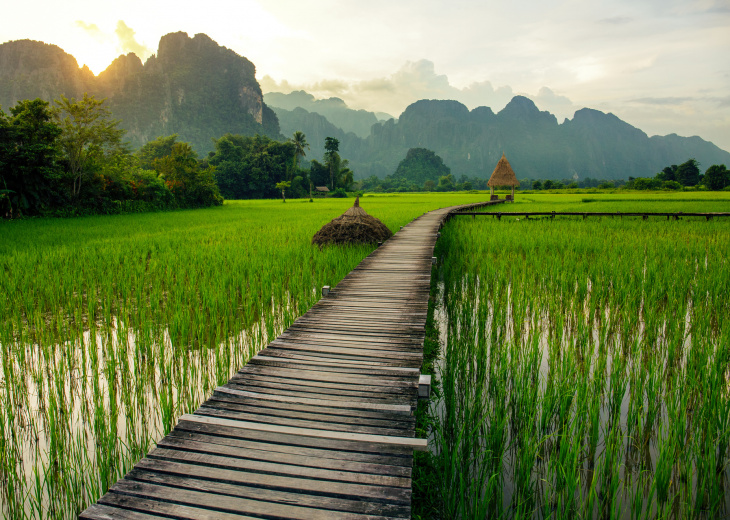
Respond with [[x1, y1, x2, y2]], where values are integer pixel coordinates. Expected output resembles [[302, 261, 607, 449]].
[[3, 34, 728, 180], [0, 33, 281, 154]]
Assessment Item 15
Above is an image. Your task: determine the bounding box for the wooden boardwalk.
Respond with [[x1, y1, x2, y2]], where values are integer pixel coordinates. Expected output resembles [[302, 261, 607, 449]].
[[452, 211, 730, 220], [80, 200, 501, 520]]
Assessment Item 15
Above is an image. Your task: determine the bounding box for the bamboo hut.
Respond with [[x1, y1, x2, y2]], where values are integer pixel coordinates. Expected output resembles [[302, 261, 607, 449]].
[[487, 153, 520, 201], [312, 197, 392, 246]]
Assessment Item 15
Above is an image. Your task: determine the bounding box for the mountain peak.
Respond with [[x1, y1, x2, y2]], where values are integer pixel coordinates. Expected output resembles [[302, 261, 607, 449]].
[[498, 95, 557, 125]]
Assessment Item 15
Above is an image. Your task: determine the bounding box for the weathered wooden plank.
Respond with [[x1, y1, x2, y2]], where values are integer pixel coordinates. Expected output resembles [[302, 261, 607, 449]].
[[149, 447, 413, 487], [172, 420, 414, 457], [195, 405, 415, 437], [239, 365, 419, 387], [155, 435, 412, 476], [220, 382, 415, 406], [213, 385, 413, 412], [127, 469, 412, 517], [229, 372, 416, 396], [177, 414, 429, 451], [108, 480, 402, 520], [98, 493, 260, 520], [80, 503, 173, 520], [207, 393, 416, 421], [258, 347, 423, 368], [165, 429, 411, 466], [132, 459, 413, 503], [248, 356, 421, 376]]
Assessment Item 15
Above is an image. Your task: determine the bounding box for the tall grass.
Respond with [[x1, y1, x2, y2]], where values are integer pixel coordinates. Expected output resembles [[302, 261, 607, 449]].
[[427, 214, 730, 518], [0, 193, 493, 518]]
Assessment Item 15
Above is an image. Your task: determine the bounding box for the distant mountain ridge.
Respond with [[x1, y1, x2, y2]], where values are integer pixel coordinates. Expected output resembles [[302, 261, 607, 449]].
[[2, 33, 728, 180], [274, 95, 730, 181], [264, 90, 392, 138], [0, 33, 280, 154]]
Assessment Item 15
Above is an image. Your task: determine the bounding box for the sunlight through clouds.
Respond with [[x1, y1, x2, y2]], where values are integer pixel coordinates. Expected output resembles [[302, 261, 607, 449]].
[[0, 0, 728, 149]]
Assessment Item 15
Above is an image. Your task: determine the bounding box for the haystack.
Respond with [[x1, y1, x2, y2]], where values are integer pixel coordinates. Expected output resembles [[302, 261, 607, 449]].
[[487, 153, 520, 200], [312, 197, 393, 246]]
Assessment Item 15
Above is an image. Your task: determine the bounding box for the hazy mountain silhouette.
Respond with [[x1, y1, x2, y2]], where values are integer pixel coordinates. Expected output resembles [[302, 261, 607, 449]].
[[2, 33, 728, 179], [264, 90, 392, 138], [276, 96, 730, 180], [0, 33, 280, 154]]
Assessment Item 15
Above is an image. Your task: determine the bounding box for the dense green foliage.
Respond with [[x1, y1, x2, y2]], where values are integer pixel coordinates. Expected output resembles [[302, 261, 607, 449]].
[[624, 158, 729, 191], [0, 99, 64, 215], [209, 133, 296, 199], [704, 164, 730, 190], [1, 97, 222, 217], [393, 148, 450, 186]]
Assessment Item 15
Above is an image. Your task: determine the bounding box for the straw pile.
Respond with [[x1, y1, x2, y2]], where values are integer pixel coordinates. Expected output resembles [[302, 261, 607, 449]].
[[312, 197, 393, 246], [487, 153, 520, 187]]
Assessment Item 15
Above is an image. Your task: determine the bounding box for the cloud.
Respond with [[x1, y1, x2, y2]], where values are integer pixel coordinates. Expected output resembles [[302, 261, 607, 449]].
[[630, 97, 694, 105], [713, 96, 730, 108], [261, 59, 527, 117], [74, 21, 106, 43], [597, 16, 633, 25], [115, 20, 150, 58]]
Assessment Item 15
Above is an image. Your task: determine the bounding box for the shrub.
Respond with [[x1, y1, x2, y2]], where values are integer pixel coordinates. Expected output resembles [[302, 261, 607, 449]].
[[662, 181, 682, 191]]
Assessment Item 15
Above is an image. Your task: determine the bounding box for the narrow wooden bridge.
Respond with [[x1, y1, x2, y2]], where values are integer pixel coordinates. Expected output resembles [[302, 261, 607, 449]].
[[452, 211, 730, 220], [80, 200, 502, 520]]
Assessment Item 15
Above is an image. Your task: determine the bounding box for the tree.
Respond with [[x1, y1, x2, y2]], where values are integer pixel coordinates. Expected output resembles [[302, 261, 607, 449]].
[[275, 180, 291, 202], [703, 164, 729, 191], [338, 159, 354, 191], [436, 174, 454, 191], [154, 142, 222, 207], [657, 165, 678, 182], [393, 148, 450, 186], [55, 93, 125, 197], [324, 137, 340, 190], [137, 134, 179, 170], [290, 131, 309, 173], [209, 134, 296, 199], [676, 159, 700, 186], [532, 180, 543, 190], [0, 99, 63, 215], [543, 179, 555, 190]]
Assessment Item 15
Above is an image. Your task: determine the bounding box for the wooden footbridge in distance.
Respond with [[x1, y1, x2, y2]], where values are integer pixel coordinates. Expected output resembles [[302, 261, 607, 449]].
[[80, 200, 504, 520]]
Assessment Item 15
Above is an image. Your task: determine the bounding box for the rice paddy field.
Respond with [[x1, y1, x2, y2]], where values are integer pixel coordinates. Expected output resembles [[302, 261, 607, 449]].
[[422, 192, 730, 519], [1, 191, 729, 519], [0, 193, 491, 519]]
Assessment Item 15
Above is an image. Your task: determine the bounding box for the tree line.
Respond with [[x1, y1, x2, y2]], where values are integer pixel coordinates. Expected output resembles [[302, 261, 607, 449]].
[[1, 95, 222, 218], [1, 94, 362, 217], [5, 98, 727, 219], [624, 159, 729, 191]]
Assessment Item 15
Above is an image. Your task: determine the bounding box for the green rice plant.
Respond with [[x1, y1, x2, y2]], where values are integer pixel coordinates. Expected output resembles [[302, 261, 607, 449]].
[[1, 193, 499, 517], [423, 200, 730, 519]]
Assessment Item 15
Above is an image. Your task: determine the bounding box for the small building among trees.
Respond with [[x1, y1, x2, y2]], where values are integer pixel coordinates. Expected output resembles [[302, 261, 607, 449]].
[[487, 153, 520, 201]]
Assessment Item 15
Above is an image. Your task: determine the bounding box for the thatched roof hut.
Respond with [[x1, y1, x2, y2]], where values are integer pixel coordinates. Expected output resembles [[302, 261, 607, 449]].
[[488, 153, 519, 187], [487, 153, 519, 200], [312, 197, 393, 246]]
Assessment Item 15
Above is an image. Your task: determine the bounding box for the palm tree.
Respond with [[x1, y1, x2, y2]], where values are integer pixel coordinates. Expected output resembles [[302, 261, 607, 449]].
[[290, 131, 309, 173], [339, 159, 354, 190]]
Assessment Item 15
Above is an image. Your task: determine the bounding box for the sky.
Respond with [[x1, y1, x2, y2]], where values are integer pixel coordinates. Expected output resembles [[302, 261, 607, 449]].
[[2, 0, 729, 152]]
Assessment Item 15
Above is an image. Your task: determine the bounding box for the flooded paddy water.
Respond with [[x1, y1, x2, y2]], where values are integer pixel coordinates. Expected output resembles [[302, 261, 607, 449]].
[[425, 215, 730, 519]]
